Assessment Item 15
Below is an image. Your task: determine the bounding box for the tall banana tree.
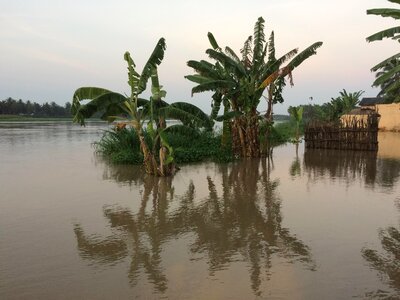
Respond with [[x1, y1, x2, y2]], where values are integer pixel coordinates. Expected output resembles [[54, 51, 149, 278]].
[[186, 17, 322, 157], [72, 38, 211, 176], [367, 0, 400, 102]]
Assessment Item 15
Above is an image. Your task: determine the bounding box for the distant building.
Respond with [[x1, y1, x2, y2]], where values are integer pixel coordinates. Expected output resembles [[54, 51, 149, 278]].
[[340, 107, 380, 127], [342, 97, 400, 131], [359, 97, 385, 108]]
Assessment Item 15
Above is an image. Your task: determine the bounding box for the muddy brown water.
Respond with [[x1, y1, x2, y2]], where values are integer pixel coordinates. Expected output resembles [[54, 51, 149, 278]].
[[1, 122, 400, 299]]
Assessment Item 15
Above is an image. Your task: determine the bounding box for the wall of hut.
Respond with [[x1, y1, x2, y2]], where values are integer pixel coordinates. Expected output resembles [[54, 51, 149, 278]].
[[376, 103, 400, 131]]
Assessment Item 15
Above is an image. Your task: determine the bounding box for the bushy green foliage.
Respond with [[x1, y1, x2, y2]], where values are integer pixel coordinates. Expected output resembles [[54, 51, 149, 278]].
[[95, 127, 234, 165], [94, 128, 144, 164], [269, 121, 296, 145], [268, 121, 303, 145], [367, 1, 400, 103]]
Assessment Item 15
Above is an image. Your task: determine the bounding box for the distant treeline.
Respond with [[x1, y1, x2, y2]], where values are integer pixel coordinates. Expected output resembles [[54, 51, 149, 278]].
[[0, 98, 71, 117], [273, 114, 290, 121]]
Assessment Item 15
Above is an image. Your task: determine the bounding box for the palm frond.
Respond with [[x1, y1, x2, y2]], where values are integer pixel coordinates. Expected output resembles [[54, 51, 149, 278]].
[[163, 124, 200, 137], [367, 8, 400, 19], [138, 38, 167, 93], [185, 75, 215, 84], [73, 92, 127, 125], [186, 60, 220, 78], [207, 32, 221, 51], [206, 49, 246, 76], [385, 79, 400, 93], [240, 35, 253, 67], [72, 87, 112, 116], [366, 26, 400, 42], [261, 41, 268, 65], [373, 64, 400, 86], [150, 68, 167, 101], [123, 52, 141, 95], [371, 53, 400, 71], [100, 102, 130, 123], [73, 87, 112, 102], [210, 92, 223, 119], [161, 102, 212, 128], [287, 42, 323, 70], [137, 98, 150, 107], [260, 48, 298, 83], [225, 46, 241, 63], [191, 80, 236, 95], [267, 31, 276, 63], [259, 66, 292, 89], [215, 110, 243, 121], [252, 17, 266, 67]]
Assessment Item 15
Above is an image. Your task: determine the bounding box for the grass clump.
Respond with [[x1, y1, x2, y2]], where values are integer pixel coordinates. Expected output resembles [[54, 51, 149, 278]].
[[94, 128, 144, 164], [95, 127, 234, 165]]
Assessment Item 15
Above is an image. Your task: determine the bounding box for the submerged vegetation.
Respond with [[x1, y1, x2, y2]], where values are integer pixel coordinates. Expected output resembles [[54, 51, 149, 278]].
[[72, 38, 211, 176], [95, 127, 233, 165], [71, 17, 322, 175]]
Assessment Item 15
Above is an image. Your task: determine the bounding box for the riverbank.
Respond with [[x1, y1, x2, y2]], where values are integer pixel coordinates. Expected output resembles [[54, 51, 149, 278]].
[[0, 115, 104, 123], [0, 115, 72, 122]]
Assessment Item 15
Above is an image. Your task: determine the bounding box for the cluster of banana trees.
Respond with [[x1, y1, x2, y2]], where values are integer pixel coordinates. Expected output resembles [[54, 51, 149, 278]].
[[71, 38, 211, 176], [72, 17, 323, 176], [367, 0, 400, 103], [185, 17, 322, 157]]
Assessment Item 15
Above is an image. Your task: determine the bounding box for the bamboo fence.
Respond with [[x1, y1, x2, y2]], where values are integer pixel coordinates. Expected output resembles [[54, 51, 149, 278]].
[[304, 114, 379, 151]]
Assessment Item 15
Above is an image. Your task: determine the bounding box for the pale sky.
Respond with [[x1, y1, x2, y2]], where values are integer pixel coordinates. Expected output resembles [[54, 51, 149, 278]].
[[0, 0, 398, 114]]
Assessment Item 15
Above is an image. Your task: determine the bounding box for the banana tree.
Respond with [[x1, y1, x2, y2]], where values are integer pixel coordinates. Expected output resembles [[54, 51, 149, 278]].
[[367, 0, 400, 102], [72, 38, 211, 176], [288, 106, 304, 144], [372, 57, 400, 103], [186, 17, 322, 158]]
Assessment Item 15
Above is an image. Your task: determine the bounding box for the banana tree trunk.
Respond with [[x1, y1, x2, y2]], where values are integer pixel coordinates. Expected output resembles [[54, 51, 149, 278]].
[[246, 113, 260, 157], [158, 146, 176, 176], [138, 134, 158, 175], [232, 112, 260, 158], [221, 105, 231, 147], [232, 117, 246, 157], [265, 87, 274, 125]]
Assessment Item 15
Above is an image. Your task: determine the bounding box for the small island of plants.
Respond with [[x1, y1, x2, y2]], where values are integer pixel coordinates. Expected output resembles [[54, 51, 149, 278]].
[[71, 17, 322, 176]]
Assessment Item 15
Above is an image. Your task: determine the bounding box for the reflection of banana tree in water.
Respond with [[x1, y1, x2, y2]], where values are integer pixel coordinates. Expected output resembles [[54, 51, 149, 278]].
[[290, 144, 301, 177], [362, 228, 400, 291], [361, 198, 400, 297], [74, 176, 174, 293], [377, 158, 400, 188], [193, 159, 315, 295], [73, 158, 314, 296], [99, 159, 144, 186]]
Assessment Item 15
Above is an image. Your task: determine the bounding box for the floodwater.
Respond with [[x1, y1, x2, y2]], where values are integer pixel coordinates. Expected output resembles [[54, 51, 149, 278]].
[[1, 123, 400, 299]]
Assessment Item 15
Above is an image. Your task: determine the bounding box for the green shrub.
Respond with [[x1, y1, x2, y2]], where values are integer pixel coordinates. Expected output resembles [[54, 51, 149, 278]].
[[268, 121, 304, 145]]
